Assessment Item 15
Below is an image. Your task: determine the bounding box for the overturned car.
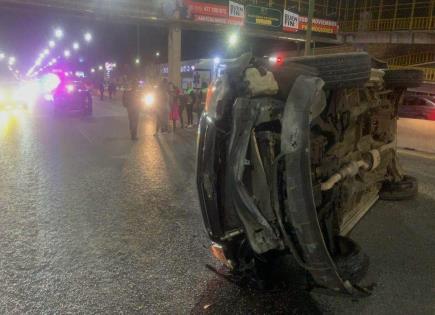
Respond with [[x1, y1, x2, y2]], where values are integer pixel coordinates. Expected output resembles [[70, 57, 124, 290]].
[[196, 52, 422, 296]]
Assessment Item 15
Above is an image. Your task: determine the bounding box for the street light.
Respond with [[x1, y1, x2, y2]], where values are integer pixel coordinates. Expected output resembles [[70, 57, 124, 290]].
[[98, 65, 103, 71], [44, 48, 50, 55], [84, 32, 92, 43], [51, 58, 57, 64], [0, 52, 5, 60], [135, 58, 140, 64], [49, 40, 56, 48], [64, 49, 71, 58], [72, 42, 80, 51], [155, 51, 160, 57], [228, 33, 239, 47], [54, 28, 64, 39], [91, 68, 95, 73], [8, 56, 16, 66]]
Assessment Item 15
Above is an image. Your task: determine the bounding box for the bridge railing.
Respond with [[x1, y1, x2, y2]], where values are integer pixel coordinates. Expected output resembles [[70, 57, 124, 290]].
[[339, 17, 435, 32], [386, 52, 435, 67]]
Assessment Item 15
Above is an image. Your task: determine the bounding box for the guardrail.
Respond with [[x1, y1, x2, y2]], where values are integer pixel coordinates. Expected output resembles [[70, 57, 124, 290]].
[[387, 52, 435, 66], [339, 17, 435, 32], [389, 66, 435, 82]]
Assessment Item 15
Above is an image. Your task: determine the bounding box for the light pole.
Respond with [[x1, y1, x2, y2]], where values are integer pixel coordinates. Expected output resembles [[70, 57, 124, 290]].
[[305, 0, 315, 56]]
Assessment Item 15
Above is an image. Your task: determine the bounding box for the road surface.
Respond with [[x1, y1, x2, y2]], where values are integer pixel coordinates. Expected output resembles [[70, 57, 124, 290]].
[[0, 99, 433, 314]]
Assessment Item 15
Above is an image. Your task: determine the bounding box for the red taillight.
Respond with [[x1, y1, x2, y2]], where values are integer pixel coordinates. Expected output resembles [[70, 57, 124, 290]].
[[277, 56, 282, 64]]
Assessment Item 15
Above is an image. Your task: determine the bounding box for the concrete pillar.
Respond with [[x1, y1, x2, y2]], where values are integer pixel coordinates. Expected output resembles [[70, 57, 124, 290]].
[[168, 24, 182, 88]]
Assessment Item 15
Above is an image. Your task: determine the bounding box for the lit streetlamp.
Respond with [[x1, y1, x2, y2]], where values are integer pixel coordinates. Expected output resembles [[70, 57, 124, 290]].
[[64, 49, 71, 58], [84, 32, 92, 43], [228, 33, 239, 47], [0, 52, 5, 60], [8, 56, 16, 66], [72, 42, 80, 51], [54, 28, 64, 39], [49, 40, 56, 48], [135, 58, 140, 65]]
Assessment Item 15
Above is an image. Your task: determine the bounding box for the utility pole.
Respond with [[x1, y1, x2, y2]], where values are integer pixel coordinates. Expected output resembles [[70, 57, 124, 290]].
[[305, 0, 315, 55]]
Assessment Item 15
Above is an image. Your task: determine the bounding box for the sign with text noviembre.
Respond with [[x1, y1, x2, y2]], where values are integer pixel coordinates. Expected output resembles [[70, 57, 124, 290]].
[[298, 16, 338, 34], [245, 5, 282, 28]]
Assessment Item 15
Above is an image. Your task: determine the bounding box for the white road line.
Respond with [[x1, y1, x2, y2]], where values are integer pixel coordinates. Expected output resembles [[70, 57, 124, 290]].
[[77, 127, 94, 145], [398, 148, 435, 161]]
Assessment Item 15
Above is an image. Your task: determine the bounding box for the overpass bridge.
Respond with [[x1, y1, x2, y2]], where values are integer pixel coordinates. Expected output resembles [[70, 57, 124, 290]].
[[0, 0, 341, 86], [2, 0, 435, 85]]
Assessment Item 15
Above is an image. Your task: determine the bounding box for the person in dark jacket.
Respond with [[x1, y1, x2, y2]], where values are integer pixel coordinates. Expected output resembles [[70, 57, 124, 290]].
[[99, 81, 105, 101], [122, 81, 141, 141]]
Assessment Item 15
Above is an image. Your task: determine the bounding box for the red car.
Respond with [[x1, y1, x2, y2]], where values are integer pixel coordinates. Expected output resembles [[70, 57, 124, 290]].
[[399, 95, 435, 120]]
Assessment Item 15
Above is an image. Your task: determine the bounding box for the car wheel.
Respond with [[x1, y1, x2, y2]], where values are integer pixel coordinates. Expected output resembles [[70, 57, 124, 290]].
[[287, 52, 372, 89], [383, 69, 424, 88], [379, 175, 418, 201], [333, 236, 370, 284]]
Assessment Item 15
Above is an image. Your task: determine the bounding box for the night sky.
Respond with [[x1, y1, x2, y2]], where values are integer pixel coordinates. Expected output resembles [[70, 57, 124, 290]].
[[0, 5, 296, 75]]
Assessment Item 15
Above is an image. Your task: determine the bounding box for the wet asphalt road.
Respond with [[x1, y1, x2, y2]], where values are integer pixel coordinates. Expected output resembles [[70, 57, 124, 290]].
[[0, 98, 433, 314]]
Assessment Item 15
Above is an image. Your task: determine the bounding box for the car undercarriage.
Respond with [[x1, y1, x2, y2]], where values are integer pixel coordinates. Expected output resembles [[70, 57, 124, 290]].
[[196, 52, 421, 296]]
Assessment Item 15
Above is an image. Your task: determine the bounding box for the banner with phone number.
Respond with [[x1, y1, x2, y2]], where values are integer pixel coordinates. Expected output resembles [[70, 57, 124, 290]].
[[184, 0, 243, 25]]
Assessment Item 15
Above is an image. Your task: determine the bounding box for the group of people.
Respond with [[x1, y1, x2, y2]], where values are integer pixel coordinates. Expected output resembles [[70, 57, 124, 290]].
[[99, 80, 118, 101], [122, 78, 203, 141]]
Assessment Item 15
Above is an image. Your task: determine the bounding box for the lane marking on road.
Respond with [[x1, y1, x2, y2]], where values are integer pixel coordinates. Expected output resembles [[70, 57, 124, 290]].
[[77, 126, 94, 145], [398, 148, 435, 161]]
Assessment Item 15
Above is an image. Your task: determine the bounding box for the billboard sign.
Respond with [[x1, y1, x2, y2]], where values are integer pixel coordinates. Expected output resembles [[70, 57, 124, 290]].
[[245, 5, 282, 28]]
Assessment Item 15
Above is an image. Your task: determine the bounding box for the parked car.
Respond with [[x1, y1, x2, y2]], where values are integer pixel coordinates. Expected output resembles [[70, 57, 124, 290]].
[[399, 94, 435, 120], [196, 53, 421, 297], [53, 81, 93, 116]]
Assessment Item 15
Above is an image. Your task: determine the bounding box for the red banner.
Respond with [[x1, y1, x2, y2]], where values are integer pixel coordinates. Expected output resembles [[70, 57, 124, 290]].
[[297, 16, 338, 34], [184, 0, 228, 18]]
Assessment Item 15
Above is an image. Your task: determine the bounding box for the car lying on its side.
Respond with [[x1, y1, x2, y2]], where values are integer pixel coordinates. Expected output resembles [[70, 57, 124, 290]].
[[196, 53, 422, 296]]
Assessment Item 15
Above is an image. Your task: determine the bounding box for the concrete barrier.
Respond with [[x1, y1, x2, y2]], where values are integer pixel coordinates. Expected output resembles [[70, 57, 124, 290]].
[[398, 118, 435, 153]]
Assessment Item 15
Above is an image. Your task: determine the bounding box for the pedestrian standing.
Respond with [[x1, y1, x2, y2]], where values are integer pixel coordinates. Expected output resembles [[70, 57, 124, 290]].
[[122, 81, 141, 141], [169, 83, 180, 132], [178, 90, 187, 128], [108, 80, 116, 100], [186, 88, 195, 128], [99, 81, 105, 101], [155, 80, 170, 135], [195, 88, 204, 125]]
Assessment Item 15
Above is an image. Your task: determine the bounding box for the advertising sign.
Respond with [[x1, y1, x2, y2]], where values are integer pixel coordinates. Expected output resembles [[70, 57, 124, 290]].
[[229, 1, 244, 25], [184, 0, 244, 25], [245, 5, 282, 28], [185, 0, 228, 18], [283, 9, 299, 32], [297, 16, 338, 34]]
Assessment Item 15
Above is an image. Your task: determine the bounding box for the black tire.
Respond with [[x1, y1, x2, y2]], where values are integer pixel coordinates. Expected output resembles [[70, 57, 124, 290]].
[[333, 236, 369, 284], [287, 52, 372, 89], [383, 69, 424, 88], [379, 175, 418, 201]]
